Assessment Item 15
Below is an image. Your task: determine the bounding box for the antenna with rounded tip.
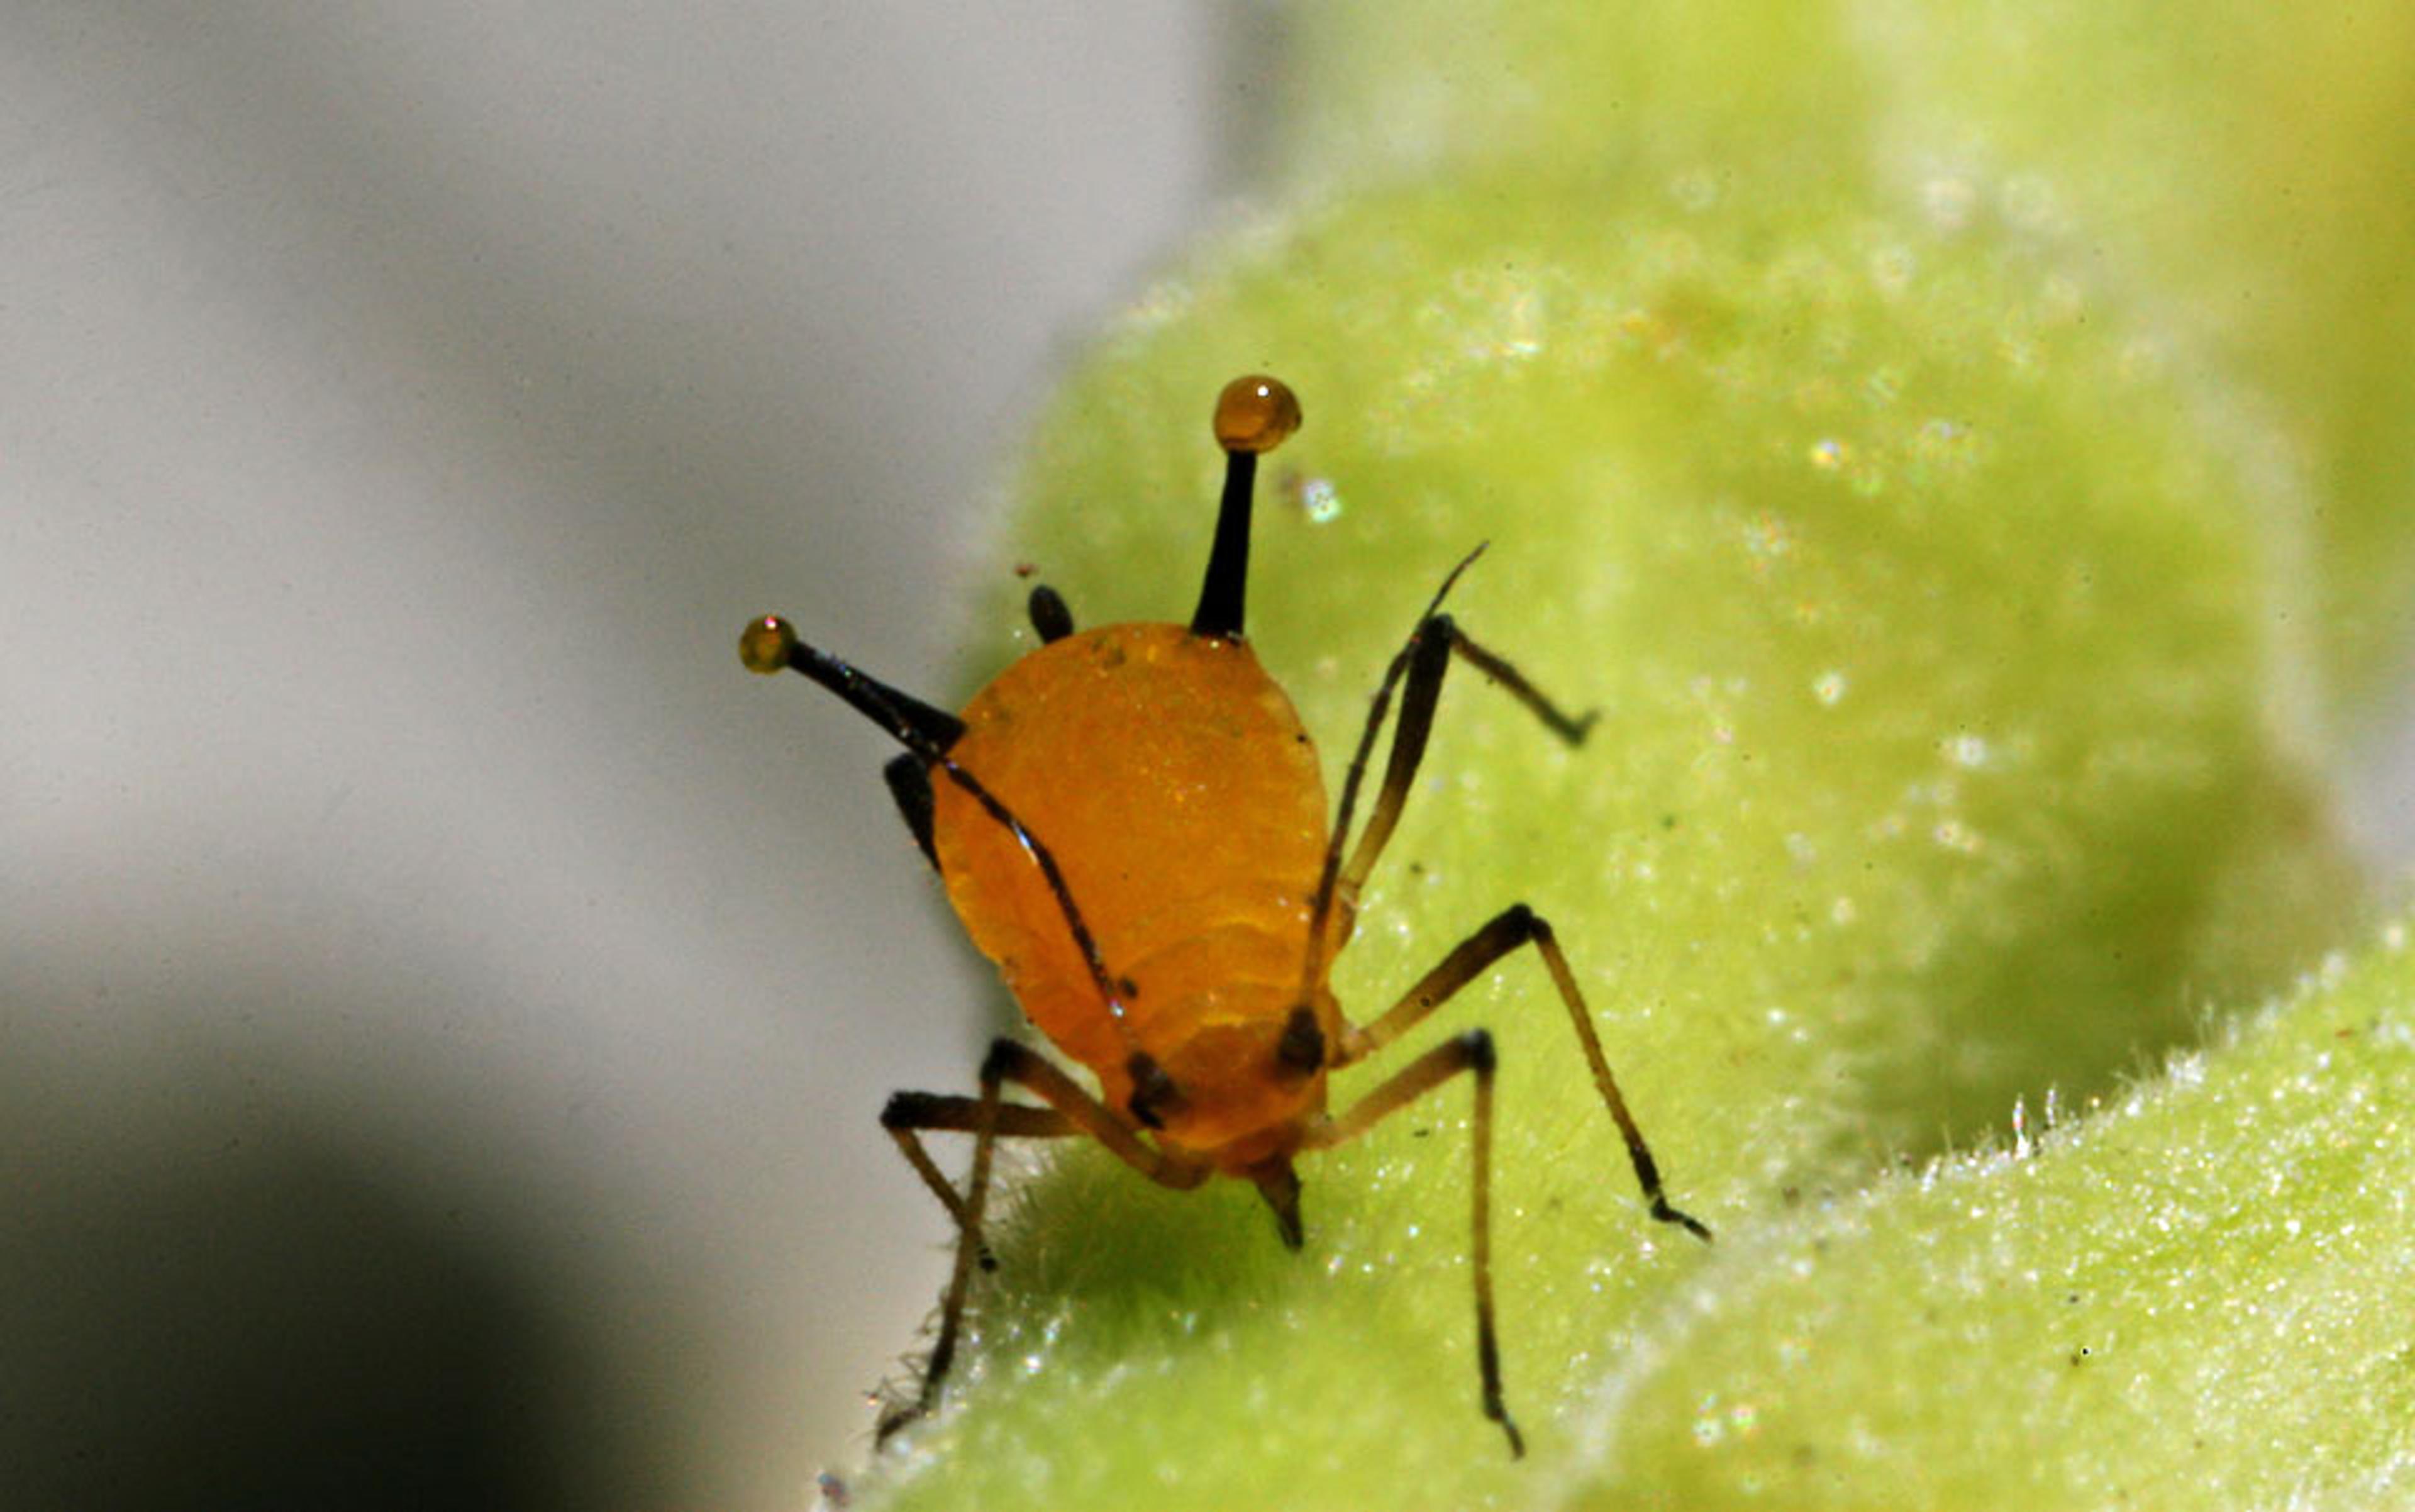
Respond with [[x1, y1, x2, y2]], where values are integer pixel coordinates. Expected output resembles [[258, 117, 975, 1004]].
[[1189, 374, 1302, 641]]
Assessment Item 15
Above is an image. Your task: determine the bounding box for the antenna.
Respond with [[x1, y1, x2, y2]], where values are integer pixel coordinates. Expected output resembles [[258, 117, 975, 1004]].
[[1189, 375, 1301, 640]]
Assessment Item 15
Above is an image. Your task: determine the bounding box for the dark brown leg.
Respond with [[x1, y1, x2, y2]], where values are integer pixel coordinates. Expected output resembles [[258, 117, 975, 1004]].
[[874, 1039, 1209, 1444], [881, 1092, 1074, 1236], [1334, 614, 1595, 918], [1304, 1029, 1523, 1457], [1301, 595, 1595, 997], [882, 753, 941, 870], [1334, 903, 1709, 1241]]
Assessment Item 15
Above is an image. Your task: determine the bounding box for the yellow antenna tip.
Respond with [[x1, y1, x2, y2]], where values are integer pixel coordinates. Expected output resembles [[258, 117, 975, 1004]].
[[738, 614, 797, 675], [1213, 375, 1301, 454]]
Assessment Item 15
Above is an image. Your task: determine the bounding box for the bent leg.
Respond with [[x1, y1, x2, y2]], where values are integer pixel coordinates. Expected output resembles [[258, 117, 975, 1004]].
[[1305, 1029, 1523, 1457], [874, 1039, 1208, 1443], [1335, 903, 1709, 1240], [1304, 594, 1595, 994]]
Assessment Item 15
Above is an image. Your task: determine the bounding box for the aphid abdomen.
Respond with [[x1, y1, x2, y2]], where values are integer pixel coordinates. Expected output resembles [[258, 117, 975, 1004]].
[[930, 621, 1330, 1101]]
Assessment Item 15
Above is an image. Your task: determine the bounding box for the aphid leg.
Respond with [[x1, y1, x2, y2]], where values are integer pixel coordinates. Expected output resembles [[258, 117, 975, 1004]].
[[1303, 1029, 1523, 1457], [875, 1039, 1209, 1445], [1443, 624, 1599, 745], [1335, 613, 1596, 917], [882, 1092, 1070, 1246], [874, 1049, 1012, 1446], [881, 754, 940, 868], [1335, 904, 1709, 1242], [1028, 584, 1075, 643]]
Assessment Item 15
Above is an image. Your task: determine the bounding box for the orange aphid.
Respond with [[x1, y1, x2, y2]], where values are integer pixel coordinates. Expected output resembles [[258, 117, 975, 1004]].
[[740, 374, 1704, 1457]]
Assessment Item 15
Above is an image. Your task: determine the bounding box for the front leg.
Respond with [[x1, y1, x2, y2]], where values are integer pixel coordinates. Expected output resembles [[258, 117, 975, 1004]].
[[874, 1039, 1209, 1444]]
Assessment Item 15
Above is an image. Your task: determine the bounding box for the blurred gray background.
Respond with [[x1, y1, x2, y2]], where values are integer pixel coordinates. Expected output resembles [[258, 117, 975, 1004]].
[[11, 6, 2415, 1510], [2, 4, 1259, 1506]]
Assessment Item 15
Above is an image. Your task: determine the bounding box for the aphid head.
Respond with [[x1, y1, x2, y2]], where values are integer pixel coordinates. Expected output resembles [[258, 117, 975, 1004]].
[[1190, 374, 1301, 642]]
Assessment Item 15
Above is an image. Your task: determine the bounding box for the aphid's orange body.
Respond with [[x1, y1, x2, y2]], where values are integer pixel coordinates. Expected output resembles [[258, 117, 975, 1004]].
[[934, 623, 1345, 1169]]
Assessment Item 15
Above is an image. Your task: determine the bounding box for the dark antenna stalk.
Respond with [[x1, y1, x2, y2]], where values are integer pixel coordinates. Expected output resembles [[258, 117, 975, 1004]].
[[1189, 448, 1258, 640]]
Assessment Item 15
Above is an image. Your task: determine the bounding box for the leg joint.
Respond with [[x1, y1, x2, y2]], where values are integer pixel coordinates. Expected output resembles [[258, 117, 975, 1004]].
[[879, 1089, 935, 1130], [1413, 613, 1459, 666], [978, 1037, 1027, 1084], [1458, 1026, 1497, 1074]]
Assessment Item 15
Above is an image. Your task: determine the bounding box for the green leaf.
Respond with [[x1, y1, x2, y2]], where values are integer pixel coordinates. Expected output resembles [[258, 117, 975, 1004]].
[[857, 171, 2355, 1509], [1566, 925, 2415, 1508]]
